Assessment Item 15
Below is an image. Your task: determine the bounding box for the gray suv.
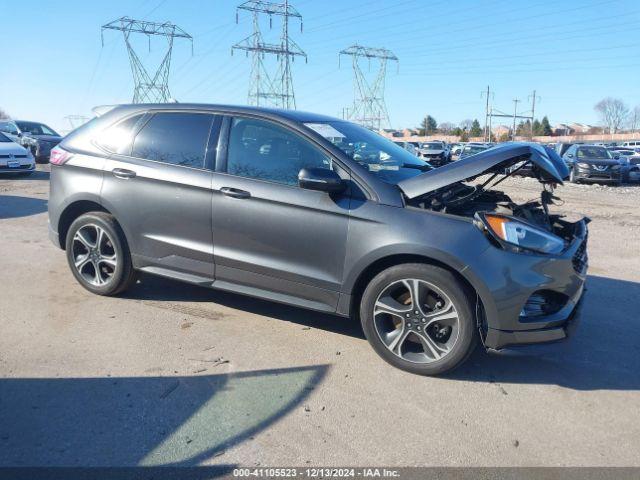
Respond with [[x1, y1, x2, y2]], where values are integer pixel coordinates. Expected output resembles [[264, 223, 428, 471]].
[[48, 104, 588, 375]]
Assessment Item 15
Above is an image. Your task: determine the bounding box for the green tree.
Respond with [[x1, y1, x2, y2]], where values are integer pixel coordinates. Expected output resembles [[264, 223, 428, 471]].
[[541, 116, 552, 136], [419, 115, 437, 135], [469, 119, 483, 137], [459, 131, 470, 142], [532, 119, 542, 136]]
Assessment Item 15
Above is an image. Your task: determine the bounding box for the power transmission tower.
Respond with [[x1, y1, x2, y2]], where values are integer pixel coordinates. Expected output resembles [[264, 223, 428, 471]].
[[485, 90, 537, 141], [232, 0, 306, 109], [101, 17, 193, 103], [528, 90, 541, 138], [339, 45, 398, 131], [481, 85, 494, 142]]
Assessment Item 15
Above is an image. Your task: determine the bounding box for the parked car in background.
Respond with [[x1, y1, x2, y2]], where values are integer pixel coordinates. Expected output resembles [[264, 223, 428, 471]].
[[550, 142, 578, 157], [47, 104, 586, 376], [0, 120, 63, 163], [450, 143, 464, 160], [610, 148, 640, 182], [458, 143, 489, 159], [417, 141, 451, 166], [0, 132, 35, 175], [393, 141, 418, 156], [621, 141, 640, 149], [562, 144, 623, 185]]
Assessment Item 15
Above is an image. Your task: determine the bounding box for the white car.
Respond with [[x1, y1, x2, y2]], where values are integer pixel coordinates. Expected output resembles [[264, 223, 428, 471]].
[[0, 132, 35, 175]]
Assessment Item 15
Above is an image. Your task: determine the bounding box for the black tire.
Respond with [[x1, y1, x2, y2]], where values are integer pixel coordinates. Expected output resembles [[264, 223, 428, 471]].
[[65, 212, 137, 296], [360, 263, 477, 376]]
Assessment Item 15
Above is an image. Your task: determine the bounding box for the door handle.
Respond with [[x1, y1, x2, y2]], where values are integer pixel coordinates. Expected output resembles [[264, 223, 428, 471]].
[[220, 187, 251, 199], [112, 168, 136, 179]]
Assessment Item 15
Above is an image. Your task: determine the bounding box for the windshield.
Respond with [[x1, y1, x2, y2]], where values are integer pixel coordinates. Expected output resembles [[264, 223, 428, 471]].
[[423, 142, 444, 149], [577, 147, 612, 159], [304, 121, 432, 184], [462, 145, 487, 155], [0, 132, 12, 143], [15, 121, 58, 136]]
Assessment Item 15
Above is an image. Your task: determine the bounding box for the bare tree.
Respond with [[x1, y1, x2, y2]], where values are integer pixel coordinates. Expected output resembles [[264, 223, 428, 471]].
[[628, 105, 640, 132], [0, 107, 10, 120], [594, 97, 629, 134], [459, 119, 473, 131], [439, 122, 455, 134]]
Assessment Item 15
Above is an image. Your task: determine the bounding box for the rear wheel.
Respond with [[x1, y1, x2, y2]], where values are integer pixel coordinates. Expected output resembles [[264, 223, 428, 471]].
[[360, 263, 477, 376], [65, 212, 137, 296]]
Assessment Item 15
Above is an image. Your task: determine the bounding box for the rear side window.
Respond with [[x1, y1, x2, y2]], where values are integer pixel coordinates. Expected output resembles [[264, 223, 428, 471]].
[[131, 112, 214, 169], [97, 114, 144, 154]]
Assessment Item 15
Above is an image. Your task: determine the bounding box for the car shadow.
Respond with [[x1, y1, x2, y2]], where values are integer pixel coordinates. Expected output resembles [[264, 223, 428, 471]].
[[125, 273, 365, 340], [446, 274, 640, 391], [0, 365, 329, 467], [124, 273, 640, 391], [0, 195, 48, 219]]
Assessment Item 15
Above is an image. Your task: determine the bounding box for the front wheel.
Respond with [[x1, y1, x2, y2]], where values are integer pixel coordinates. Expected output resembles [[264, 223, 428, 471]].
[[65, 212, 137, 296], [360, 264, 477, 376]]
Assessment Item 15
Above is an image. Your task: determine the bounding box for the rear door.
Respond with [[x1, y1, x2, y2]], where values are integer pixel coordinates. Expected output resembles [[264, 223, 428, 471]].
[[100, 111, 221, 281], [210, 115, 351, 311]]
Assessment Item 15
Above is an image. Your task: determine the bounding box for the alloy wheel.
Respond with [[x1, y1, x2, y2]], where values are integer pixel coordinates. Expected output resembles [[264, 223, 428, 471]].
[[71, 224, 117, 287], [373, 279, 460, 363]]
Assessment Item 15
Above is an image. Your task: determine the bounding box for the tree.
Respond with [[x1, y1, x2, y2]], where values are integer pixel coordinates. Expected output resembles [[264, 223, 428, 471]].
[[532, 119, 542, 136], [628, 105, 640, 132], [439, 122, 455, 134], [0, 108, 10, 120], [459, 131, 469, 142], [540, 116, 552, 136], [470, 119, 483, 137], [459, 119, 473, 131], [419, 115, 437, 136], [516, 120, 531, 137], [594, 97, 629, 134]]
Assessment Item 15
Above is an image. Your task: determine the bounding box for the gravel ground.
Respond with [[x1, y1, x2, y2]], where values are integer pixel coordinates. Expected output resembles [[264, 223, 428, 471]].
[[0, 165, 639, 468]]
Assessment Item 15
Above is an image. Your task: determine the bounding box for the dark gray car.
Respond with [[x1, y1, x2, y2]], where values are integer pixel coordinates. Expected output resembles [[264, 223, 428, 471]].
[[47, 104, 588, 375]]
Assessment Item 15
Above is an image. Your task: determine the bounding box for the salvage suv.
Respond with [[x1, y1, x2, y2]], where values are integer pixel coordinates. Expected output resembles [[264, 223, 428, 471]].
[[48, 105, 588, 375]]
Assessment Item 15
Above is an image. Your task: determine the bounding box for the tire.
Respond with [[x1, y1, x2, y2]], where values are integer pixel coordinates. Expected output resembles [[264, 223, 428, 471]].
[[65, 212, 137, 296], [360, 263, 477, 376], [569, 168, 577, 183]]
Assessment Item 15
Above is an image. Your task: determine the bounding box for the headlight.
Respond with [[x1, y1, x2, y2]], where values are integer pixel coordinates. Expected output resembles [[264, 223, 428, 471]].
[[477, 213, 565, 255]]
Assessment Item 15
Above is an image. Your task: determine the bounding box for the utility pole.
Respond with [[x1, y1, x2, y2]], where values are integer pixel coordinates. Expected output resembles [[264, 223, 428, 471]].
[[482, 85, 491, 142], [512, 98, 520, 141], [339, 45, 398, 130], [232, 0, 306, 109], [528, 90, 541, 139], [101, 17, 193, 103]]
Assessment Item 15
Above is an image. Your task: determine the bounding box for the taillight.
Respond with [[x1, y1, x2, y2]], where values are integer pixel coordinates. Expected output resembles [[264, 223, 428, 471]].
[[50, 146, 71, 165]]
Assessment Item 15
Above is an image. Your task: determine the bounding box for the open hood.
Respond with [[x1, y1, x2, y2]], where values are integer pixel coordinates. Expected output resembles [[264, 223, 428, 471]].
[[398, 143, 568, 199]]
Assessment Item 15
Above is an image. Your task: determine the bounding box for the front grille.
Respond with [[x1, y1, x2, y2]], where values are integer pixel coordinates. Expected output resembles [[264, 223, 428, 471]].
[[0, 154, 28, 159], [572, 237, 588, 273]]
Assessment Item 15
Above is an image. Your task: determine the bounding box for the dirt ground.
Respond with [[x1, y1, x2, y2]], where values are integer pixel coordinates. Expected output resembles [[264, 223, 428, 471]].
[[1, 165, 639, 468]]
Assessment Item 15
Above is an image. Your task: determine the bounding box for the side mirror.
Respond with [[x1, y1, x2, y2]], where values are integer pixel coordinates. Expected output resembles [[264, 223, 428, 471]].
[[298, 167, 345, 193]]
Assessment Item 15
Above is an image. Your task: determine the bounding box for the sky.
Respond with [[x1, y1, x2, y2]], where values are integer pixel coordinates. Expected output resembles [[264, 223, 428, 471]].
[[0, 0, 638, 133]]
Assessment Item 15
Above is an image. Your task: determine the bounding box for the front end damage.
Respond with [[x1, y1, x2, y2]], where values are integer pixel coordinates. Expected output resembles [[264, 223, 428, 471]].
[[399, 143, 589, 349]]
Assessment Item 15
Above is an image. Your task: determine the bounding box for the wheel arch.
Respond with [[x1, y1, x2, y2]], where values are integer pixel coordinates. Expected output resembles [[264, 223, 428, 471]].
[[346, 252, 491, 330], [57, 200, 111, 250]]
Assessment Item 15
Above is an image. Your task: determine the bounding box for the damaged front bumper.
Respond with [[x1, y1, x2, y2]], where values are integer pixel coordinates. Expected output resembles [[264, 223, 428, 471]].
[[467, 218, 589, 350]]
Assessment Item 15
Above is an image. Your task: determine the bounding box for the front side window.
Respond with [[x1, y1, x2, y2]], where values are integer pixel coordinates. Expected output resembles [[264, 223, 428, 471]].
[[304, 121, 431, 185], [15, 121, 58, 136], [0, 132, 12, 142], [227, 117, 332, 186], [131, 112, 214, 168]]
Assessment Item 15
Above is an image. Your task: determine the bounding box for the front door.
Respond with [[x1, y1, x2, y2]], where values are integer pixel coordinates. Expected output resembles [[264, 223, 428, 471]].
[[211, 116, 350, 311]]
